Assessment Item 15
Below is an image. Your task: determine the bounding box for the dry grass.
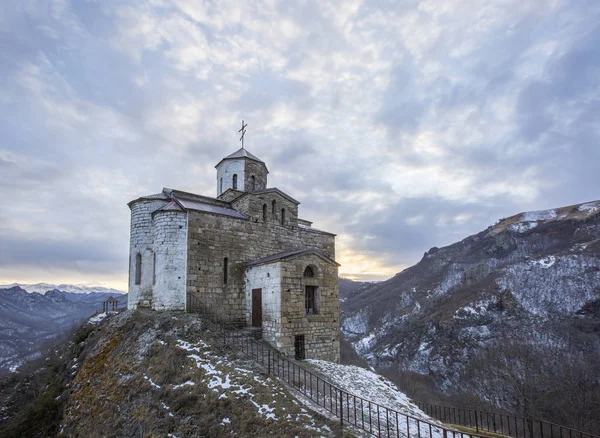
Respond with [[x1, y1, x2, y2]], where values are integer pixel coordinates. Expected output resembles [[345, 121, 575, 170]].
[[56, 310, 345, 437]]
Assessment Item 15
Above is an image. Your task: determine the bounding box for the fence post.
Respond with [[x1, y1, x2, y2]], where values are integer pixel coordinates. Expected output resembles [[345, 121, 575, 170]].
[[528, 418, 534, 438], [340, 389, 344, 427], [475, 410, 479, 433]]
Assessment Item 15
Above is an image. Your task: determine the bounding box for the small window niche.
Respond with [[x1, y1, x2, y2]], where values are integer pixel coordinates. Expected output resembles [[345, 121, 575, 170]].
[[303, 265, 315, 278], [305, 286, 318, 315], [135, 253, 142, 285], [262, 204, 267, 222], [294, 335, 305, 360], [251, 175, 256, 191], [223, 257, 228, 284], [232, 174, 238, 190]]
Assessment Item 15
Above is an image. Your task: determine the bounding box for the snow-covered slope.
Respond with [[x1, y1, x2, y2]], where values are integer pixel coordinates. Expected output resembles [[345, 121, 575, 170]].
[[307, 360, 436, 423]]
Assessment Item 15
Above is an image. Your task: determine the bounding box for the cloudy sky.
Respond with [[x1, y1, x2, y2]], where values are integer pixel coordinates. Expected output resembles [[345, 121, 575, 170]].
[[1, 0, 599, 289]]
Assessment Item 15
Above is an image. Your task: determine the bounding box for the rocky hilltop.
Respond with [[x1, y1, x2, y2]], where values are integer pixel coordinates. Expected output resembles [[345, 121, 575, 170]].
[[0, 309, 439, 437], [341, 200, 600, 430], [0, 311, 341, 437]]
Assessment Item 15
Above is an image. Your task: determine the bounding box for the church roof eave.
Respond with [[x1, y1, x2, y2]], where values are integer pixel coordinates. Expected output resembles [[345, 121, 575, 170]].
[[246, 248, 340, 268], [127, 192, 170, 208], [234, 187, 300, 205]]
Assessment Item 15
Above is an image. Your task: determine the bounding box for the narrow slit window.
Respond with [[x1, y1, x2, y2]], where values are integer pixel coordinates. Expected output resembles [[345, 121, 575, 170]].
[[263, 204, 267, 221], [220, 178, 223, 194], [223, 257, 228, 284], [251, 175, 256, 191], [135, 253, 142, 285], [294, 335, 305, 360], [281, 208, 286, 225], [271, 199, 276, 215], [152, 252, 156, 285], [232, 174, 238, 190]]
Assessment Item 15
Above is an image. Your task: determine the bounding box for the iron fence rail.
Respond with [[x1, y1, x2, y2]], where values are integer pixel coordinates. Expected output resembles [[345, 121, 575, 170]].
[[188, 294, 492, 438], [416, 400, 600, 438]]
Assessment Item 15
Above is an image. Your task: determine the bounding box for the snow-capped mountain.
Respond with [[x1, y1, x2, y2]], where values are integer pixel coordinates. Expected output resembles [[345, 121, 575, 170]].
[[340, 200, 600, 429], [0, 283, 124, 296]]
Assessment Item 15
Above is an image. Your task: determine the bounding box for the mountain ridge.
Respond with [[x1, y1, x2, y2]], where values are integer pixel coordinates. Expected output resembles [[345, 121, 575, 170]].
[[0, 286, 127, 374], [340, 198, 600, 432], [0, 283, 125, 296]]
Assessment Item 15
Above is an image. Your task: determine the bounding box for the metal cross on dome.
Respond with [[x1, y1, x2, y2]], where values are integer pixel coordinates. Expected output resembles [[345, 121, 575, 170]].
[[239, 120, 248, 149]]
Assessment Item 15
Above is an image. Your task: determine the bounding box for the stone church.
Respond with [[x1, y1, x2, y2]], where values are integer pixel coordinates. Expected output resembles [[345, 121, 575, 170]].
[[127, 147, 340, 362]]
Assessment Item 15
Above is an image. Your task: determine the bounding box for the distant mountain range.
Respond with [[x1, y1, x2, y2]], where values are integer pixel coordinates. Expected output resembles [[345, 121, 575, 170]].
[[0, 285, 126, 374], [340, 200, 600, 430], [0, 283, 124, 295]]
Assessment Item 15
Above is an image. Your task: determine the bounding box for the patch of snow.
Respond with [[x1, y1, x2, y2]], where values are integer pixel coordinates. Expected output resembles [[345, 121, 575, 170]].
[[535, 255, 556, 268], [510, 221, 538, 233], [172, 380, 194, 389], [220, 417, 231, 425], [571, 242, 589, 251], [176, 340, 208, 352], [88, 312, 109, 324], [352, 331, 377, 355], [578, 202, 600, 213], [341, 309, 368, 337], [522, 209, 557, 222], [453, 299, 493, 320], [251, 400, 277, 420], [144, 375, 161, 389]]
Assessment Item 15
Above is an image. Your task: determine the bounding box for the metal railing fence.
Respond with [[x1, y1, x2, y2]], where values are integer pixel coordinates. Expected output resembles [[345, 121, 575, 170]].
[[187, 294, 493, 438], [416, 401, 600, 438]]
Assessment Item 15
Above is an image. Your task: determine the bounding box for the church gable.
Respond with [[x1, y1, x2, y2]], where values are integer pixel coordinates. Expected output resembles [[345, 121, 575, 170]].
[[244, 251, 339, 361], [231, 189, 299, 226]]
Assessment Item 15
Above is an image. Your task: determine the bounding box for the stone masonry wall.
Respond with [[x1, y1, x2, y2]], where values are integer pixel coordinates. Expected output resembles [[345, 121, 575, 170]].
[[245, 262, 282, 345], [244, 159, 267, 191], [186, 210, 335, 325], [231, 192, 298, 226], [279, 254, 340, 362], [216, 159, 245, 196], [128, 199, 168, 309], [152, 211, 188, 311]]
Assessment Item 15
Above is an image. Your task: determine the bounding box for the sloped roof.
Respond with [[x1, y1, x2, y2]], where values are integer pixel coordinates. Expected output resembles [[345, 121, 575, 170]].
[[175, 197, 247, 219], [246, 248, 340, 267], [224, 148, 264, 162], [147, 189, 248, 219], [127, 192, 170, 207], [154, 201, 184, 212], [215, 148, 268, 172]]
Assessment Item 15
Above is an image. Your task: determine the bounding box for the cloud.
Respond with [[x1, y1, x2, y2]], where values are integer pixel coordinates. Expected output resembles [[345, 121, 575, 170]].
[[1, 0, 599, 288]]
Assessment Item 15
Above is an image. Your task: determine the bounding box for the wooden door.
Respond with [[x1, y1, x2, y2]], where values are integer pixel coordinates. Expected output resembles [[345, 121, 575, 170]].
[[252, 288, 262, 327]]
